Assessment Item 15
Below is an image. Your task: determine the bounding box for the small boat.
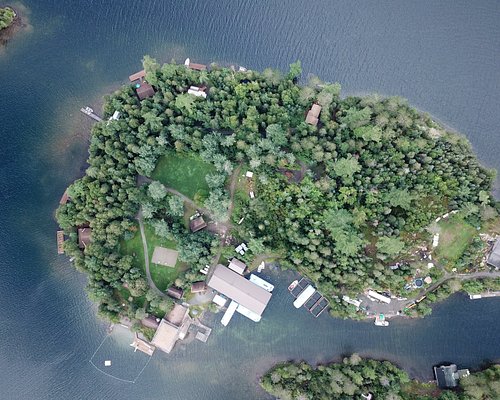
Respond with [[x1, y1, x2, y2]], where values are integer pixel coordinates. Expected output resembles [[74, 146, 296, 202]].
[[184, 57, 190, 66], [374, 314, 389, 327], [288, 280, 298, 291]]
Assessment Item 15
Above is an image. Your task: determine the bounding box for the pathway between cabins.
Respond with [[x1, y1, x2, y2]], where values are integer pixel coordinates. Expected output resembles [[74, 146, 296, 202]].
[[136, 209, 166, 298]]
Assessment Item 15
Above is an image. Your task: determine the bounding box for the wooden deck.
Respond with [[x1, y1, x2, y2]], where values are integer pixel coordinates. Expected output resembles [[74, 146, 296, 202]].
[[56, 230, 64, 254]]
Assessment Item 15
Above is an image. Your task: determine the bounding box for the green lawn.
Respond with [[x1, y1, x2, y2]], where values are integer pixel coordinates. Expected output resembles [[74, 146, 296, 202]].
[[435, 214, 477, 265], [151, 151, 215, 200], [120, 223, 187, 292]]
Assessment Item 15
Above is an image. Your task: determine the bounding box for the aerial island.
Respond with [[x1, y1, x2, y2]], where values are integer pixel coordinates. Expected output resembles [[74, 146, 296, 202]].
[[56, 57, 500, 395]]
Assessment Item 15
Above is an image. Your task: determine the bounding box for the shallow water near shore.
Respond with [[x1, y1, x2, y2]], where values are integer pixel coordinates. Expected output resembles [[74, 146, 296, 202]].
[[0, 0, 499, 399]]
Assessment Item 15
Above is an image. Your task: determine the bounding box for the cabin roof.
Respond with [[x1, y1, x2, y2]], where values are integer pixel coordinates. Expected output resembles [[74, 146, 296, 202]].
[[189, 216, 207, 232], [136, 83, 155, 100], [191, 281, 207, 293]]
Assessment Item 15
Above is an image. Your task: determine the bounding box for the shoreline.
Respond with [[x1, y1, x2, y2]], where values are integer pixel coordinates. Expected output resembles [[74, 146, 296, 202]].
[[0, 6, 24, 47]]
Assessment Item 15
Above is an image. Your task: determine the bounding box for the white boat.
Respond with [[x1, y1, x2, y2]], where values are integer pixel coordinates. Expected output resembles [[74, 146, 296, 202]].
[[288, 280, 298, 291], [293, 285, 315, 308], [249, 274, 274, 292], [184, 58, 190, 66]]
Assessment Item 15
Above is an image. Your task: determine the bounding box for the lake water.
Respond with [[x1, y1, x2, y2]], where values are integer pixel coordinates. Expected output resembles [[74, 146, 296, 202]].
[[0, 0, 499, 399]]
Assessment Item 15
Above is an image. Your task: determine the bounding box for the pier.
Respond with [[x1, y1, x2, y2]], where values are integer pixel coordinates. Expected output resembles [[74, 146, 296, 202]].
[[288, 278, 329, 317], [56, 230, 64, 254], [80, 106, 103, 122]]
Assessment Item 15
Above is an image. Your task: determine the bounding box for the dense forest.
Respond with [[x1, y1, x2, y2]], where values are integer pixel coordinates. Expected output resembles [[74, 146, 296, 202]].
[[0, 6, 15, 30], [261, 357, 500, 400], [56, 56, 496, 322]]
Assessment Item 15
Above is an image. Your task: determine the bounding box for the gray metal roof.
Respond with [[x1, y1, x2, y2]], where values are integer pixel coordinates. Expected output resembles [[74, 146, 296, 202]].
[[207, 265, 271, 316]]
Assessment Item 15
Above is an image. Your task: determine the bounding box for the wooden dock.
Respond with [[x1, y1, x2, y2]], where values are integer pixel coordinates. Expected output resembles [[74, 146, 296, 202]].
[[80, 106, 102, 122], [288, 277, 329, 318], [56, 230, 65, 254]]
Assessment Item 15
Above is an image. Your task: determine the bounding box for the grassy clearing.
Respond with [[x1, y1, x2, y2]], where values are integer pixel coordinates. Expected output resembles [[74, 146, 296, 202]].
[[120, 223, 187, 291], [435, 214, 477, 266], [151, 151, 215, 199]]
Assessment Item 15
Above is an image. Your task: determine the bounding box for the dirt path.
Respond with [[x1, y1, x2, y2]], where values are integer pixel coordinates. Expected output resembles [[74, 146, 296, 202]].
[[136, 209, 167, 298]]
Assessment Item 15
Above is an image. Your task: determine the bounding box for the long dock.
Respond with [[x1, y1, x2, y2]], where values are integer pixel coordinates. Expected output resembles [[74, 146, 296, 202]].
[[56, 230, 65, 254], [80, 106, 102, 122]]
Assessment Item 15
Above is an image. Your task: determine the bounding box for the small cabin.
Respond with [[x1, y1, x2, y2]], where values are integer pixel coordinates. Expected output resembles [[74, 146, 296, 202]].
[[191, 281, 207, 294], [305, 104, 322, 126], [190, 216, 207, 233], [136, 82, 155, 100], [166, 286, 184, 300]]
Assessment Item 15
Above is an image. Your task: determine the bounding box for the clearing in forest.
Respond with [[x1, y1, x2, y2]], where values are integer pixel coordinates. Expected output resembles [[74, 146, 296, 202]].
[[151, 152, 215, 200], [435, 214, 477, 266], [121, 224, 186, 291]]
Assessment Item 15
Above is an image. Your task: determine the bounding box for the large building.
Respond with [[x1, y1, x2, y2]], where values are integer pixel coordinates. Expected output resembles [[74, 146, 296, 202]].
[[207, 264, 272, 322]]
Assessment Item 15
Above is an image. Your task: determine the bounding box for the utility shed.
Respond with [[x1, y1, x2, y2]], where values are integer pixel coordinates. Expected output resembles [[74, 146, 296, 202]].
[[136, 82, 155, 100], [207, 264, 272, 318], [78, 228, 92, 249], [228, 258, 246, 275], [487, 237, 500, 268]]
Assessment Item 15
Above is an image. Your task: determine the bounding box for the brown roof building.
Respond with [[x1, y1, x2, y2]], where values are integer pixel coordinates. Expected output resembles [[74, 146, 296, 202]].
[[207, 264, 272, 318], [189, 216, 207, 233], [166, 286, 184, 300], [305, 103, 322, 126], [77, 228, 92, 249], [136, 82, 155, 100], [191, 281, 207, 293]]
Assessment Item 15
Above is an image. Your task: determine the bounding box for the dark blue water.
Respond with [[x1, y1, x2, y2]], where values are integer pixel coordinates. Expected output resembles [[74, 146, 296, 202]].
[[0, 1, 499, 398]]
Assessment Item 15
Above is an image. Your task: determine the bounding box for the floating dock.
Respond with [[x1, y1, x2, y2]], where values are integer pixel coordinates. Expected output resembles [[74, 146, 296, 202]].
[[288, 278, 329, 317], [221, 300, 238, 326], [56, 230, 65, 254], [80, 106, 103, 122]]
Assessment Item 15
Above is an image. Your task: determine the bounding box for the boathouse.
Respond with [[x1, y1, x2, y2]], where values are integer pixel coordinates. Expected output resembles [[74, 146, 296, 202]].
[[77, 228, 92, 249], [207, 264, 271, 321], [434, 364, 470, 388], [305, 104, 322, 126], [135, 82, 155, 100], [487, 237, 500, 269]]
